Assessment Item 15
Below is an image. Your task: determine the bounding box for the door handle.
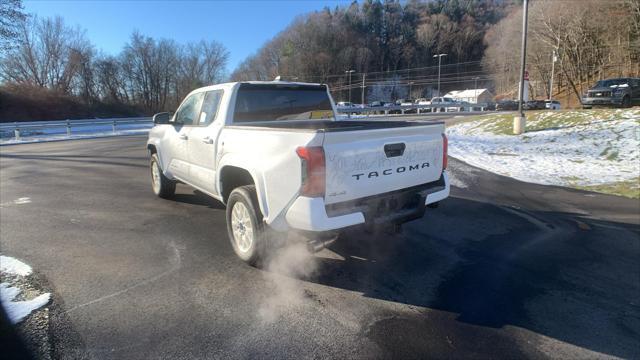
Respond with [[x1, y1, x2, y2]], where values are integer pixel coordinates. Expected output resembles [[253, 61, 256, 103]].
[[202, 137, 214, 144], [179, 134, 188, 140]]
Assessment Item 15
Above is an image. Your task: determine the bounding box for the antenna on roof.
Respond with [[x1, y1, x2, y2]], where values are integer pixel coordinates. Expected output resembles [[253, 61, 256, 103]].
[[274, 75, 281, 81]]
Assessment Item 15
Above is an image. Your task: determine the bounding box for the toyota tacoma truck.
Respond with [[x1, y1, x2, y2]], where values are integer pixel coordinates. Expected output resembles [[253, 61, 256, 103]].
[[147, 81, 450, 265]]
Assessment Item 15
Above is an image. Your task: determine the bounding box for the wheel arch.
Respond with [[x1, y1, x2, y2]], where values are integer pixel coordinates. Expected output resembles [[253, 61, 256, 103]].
[[218, 165, 268, 218]]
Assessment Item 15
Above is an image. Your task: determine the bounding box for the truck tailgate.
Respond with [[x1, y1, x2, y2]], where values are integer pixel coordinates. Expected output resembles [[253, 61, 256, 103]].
[[323, 123, 444, 205]]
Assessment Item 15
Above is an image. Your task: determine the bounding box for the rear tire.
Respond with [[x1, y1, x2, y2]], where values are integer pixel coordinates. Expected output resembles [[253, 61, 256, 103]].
[[150, 154, 175, 199], [226, 185, 266, 266], [622, 96, 631, 108]]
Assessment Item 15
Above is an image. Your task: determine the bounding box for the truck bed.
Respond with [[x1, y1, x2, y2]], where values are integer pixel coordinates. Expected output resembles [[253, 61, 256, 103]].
[[226, 120, 442, 132]]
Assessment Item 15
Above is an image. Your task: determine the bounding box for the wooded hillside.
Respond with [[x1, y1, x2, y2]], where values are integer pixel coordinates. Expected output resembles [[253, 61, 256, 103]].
[[232, 0, 640, 106]]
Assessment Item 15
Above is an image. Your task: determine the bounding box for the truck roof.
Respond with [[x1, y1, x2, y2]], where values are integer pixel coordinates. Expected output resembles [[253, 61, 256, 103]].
[[183, 81, 326, 99]]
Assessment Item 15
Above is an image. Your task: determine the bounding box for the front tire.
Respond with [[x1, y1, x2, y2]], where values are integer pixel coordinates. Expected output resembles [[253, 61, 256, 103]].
[[226, 185, 266, 266], [150, 153, 175, 198]]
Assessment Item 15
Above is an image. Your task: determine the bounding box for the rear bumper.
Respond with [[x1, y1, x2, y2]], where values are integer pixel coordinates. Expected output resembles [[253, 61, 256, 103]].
[[285, 172, 450, 232]]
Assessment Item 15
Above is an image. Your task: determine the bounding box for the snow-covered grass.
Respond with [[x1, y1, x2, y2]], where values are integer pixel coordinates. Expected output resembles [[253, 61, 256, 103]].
[[447, 109, 640, 198], [0, 255, 33, 276], [0, 283, 50, 324], [0, 255, 51, 324]]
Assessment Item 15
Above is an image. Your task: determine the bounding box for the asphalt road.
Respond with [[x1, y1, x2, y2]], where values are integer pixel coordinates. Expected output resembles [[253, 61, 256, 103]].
[[1, 135, 638, 359]]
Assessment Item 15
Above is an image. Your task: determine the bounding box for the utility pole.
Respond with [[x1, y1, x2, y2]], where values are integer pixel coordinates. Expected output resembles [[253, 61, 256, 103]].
[[433, 53, 447, 97], [361, 73, 366, 105], [549, 49, 557, 101], [408, 81, 414, 99], [473, 76, 480, 103], [514, 0, 529, 135], [345, 70, 355, 103]]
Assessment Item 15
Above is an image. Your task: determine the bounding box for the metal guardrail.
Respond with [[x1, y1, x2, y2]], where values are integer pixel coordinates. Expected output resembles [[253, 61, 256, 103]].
[[336, 102, 489, 115], [1, 104, 490, 142], [0, 117, 152, 141]]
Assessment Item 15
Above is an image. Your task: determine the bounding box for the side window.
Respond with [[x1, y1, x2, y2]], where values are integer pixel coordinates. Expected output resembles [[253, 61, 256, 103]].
[[198, 90, 223, 125], [175, 92, 204, 126]]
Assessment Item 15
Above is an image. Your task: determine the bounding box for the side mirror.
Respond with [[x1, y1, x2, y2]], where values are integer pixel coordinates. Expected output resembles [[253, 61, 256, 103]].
[[152, 112, 172, 124]]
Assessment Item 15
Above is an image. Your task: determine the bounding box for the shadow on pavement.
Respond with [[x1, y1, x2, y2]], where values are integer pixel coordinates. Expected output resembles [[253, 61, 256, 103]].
[[172, 189, 225, 209], [305, 196, 640, 358]]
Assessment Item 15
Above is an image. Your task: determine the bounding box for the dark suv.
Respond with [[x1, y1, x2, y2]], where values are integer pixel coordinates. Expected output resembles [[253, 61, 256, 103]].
[[582, 77, 640, 108]]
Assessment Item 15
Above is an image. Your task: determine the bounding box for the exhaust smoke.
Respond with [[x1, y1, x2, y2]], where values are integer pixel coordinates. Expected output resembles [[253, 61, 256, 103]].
[[258, 238, 318, 323]]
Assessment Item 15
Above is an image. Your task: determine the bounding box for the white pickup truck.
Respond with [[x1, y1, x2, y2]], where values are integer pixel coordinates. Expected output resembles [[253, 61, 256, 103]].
[[147, 81, 450, 265]]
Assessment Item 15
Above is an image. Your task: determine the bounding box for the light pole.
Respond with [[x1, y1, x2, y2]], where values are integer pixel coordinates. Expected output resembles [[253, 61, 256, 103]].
[[549, 49, 557, 101], [514, 0, 529, 135], [433, 53, 447, 97], [345, 70, 355, 103], [408, 81, 414, 99], [361, 73, 366, 106], [473, 76, 480, 104]]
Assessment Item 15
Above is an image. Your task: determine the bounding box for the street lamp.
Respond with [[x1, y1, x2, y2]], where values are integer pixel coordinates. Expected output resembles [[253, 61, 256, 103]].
[[549, 49, 557, 101], [433, 54, 447, 97], [514, 0, 529, 135], [345, 70, 355, 103]]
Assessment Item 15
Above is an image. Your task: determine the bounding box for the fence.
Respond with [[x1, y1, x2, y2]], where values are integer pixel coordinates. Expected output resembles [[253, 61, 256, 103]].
[[0, 117, 152, 142]]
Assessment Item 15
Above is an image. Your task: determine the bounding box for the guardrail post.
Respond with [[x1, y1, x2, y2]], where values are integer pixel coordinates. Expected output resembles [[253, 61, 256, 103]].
[[112, 119, 117, 133], [66, 120, 71, 136], [14, 123, 20, 141]]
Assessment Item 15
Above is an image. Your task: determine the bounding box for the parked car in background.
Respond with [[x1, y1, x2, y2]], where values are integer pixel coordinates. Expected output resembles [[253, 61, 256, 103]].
[[336, 101, 359, 115], [336, 101, 354, 108], [496, 100, 519, 111], [545, 100, 561, 110], [431, 97, 461, 112], [369, 101, 385, 107], [524, 100, 546, 110], [415, 98, 430, 105], [582, 77, 640, 108]]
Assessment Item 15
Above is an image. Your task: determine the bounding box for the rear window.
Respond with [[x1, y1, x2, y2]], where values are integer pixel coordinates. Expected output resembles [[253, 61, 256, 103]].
[[233, 84, 334, 122]]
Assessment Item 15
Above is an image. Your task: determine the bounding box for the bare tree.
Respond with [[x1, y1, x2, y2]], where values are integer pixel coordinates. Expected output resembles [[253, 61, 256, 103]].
[[485, 0, 639, 103], [0, 0, 27, 50], [0, 16, 92, 93]]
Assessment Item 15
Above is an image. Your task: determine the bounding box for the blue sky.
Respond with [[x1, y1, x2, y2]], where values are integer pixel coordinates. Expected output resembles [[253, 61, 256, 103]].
[[24, 0, 352, 72]]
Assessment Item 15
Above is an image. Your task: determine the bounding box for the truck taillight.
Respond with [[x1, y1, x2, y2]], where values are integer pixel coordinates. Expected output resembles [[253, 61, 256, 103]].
[[442, 133, 448, 170], [296, 146, 325, 197]]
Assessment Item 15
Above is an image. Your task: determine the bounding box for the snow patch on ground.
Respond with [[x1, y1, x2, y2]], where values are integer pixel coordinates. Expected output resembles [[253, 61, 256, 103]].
[[0, 197, 32, 208], [0, 283, 50, 324], [0, 255, 51, 324], [446, 110, 640, 187], [13, 197, 31, 204], [1, 255, 33, 276]]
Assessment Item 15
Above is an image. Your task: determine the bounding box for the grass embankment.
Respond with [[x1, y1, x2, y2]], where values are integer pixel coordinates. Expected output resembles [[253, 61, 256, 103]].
[[459, 109, 639, 136], [448, 109, 640, 199]]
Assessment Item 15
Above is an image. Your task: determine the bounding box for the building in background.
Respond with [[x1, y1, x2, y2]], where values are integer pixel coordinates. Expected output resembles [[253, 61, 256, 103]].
[[445, 89, 494, 104]]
